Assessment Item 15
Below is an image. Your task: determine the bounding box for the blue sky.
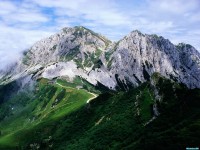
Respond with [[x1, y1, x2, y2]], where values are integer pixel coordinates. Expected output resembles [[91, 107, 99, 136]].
[[0, 0, 200, 68]]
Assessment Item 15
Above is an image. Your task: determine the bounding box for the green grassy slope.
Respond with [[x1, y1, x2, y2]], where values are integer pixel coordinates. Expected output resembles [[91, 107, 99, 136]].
[[0, 76, 199, 150], [0, 78, 96, 149]]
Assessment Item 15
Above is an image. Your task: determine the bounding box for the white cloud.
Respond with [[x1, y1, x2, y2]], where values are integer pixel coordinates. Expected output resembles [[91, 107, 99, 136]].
[[0, 1, 17, 15], [0, 0, 200, 70], [188, 13, 200, 22], [5, 12, 49, 23], [54, 17, 72, 29], [33, 0, 131, 27], [147, 0, 200, 14], [0, 0, 49, 24], [0, 24, 53, 70], [32, 0, 90, 9]]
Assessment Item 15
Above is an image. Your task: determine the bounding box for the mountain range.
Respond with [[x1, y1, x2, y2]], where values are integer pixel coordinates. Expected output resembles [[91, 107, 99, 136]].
[[0, 26, 200, 149], [0, 26, 200, 90]]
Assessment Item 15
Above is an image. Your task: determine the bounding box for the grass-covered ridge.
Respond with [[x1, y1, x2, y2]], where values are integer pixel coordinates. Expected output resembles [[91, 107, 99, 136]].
[[0, 75, 199, 149], [0, 78, 96, 149]]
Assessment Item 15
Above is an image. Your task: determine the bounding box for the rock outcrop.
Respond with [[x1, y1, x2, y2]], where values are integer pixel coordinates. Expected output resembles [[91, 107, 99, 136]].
[[108, 31, 200, 88], [0, 27, 200, 89]]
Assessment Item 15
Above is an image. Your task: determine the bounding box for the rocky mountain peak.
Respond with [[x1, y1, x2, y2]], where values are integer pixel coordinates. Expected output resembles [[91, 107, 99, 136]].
[[130, 29, 144, 35], [108, 30, 200, 89], [0, 27, 200, 90], [21, 26, 110, 67]]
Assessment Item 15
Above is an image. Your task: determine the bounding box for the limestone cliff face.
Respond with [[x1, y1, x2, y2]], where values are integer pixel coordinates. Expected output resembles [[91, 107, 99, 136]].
[[0, 27, 199, 89], [0, 26, 116, 89], [23, 26, 110, 66], [108, 31, 200, 89]]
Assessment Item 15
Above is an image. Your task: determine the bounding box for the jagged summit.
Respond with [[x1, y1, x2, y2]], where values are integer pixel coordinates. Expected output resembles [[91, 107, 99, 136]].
[[130, 29, 144, 35], [0, 26, 200, 89], [62, 26, 111, 44]]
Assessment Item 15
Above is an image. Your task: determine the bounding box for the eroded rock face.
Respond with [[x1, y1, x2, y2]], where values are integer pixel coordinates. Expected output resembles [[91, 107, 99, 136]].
[[22, 26, 110, 66], [0, 27, 200, 89], [108, 31, 200, 88]]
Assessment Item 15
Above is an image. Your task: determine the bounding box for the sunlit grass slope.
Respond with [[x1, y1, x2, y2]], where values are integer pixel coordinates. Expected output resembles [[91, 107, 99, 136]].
[[0, 78, 96, 149]]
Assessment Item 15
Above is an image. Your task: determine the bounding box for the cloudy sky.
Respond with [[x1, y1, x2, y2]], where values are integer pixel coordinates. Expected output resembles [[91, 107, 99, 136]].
[[0, 0, 200, 68]]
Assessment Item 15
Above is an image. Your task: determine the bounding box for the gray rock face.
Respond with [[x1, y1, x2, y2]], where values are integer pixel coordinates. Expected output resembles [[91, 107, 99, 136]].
[[0, 27, 200, 89], [108, 31, 200, 88], [23, 26, 110, 66]]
